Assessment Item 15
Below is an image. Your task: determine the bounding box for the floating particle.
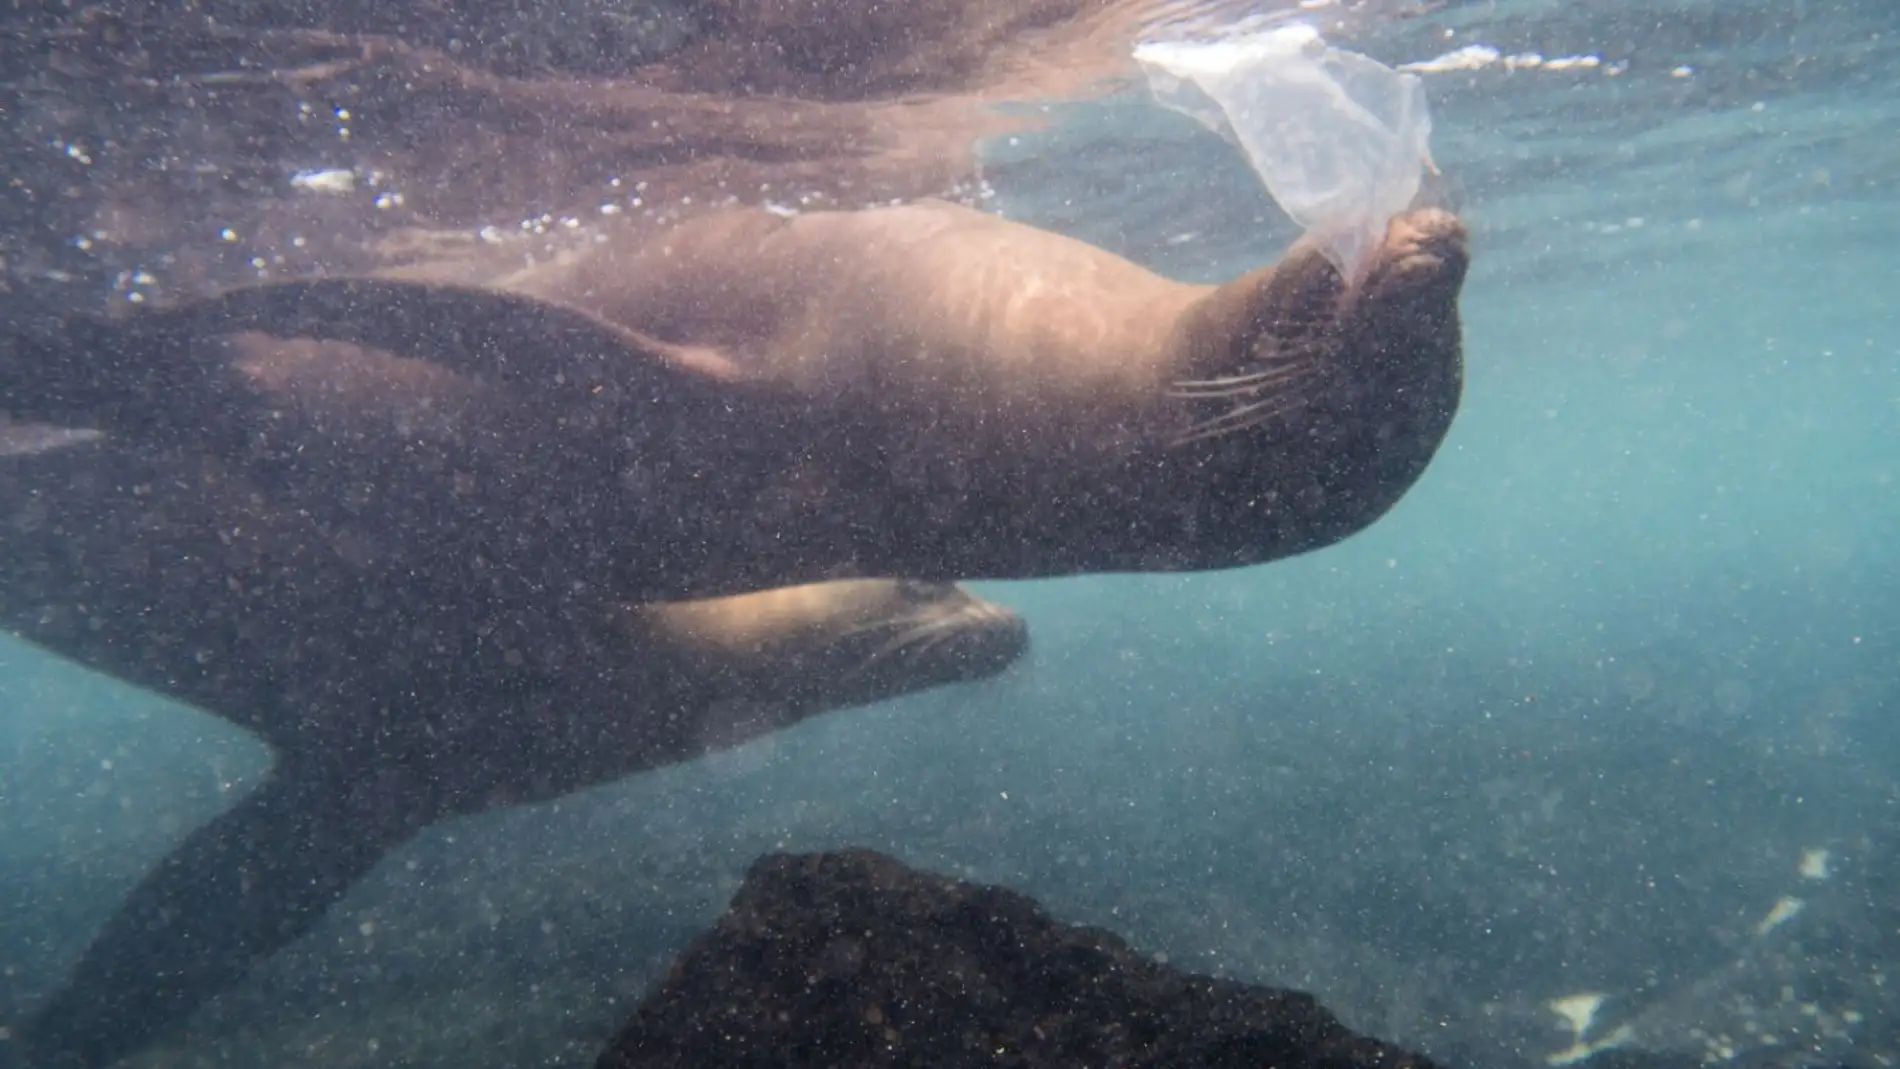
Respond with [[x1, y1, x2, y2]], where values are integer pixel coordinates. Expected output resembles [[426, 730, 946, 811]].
[[1755, 896, 1804, 935], [1548, 993, 1606, 1041], [1547, 1024, 1634, 1066], [290, 169, 356, 194]]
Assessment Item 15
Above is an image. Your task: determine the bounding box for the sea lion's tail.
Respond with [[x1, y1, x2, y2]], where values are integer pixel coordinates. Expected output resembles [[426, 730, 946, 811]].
[[18, 763, 423, 1069]]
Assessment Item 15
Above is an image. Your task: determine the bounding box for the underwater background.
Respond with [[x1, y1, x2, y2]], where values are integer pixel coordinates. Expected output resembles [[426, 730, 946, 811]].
[[1, 0, 1895, 1067]]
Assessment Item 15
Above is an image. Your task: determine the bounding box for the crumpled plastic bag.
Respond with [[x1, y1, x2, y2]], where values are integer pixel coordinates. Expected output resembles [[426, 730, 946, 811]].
[[1135, 22, 1437, 283]]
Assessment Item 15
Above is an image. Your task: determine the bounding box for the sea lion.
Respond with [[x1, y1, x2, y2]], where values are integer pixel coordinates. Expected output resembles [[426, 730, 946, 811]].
[[1, 340, 1029, 1069], [11, 200, 1469, 604]]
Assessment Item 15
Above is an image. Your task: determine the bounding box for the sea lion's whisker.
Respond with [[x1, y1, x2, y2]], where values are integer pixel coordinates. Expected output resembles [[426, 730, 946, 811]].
[[841, 611, 962, 679], [1169, 354, 1308, 391], [1171, 393, 1307, 447], [1211, 393, 1303, 431], [1168, 365, 1314, 399], [1202, 398, 1301, 439], [837, 614, 904, 641]]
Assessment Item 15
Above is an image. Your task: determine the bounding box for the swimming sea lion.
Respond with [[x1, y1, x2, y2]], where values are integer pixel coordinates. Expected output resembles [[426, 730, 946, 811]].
[[1, 344, 1028, 1069], [492, 200, 1471, 584], [13, 200, 1469, 603]]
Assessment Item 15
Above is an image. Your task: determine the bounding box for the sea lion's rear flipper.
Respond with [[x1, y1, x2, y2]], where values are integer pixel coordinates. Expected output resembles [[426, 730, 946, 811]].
[[20, 764, 420, 1069]]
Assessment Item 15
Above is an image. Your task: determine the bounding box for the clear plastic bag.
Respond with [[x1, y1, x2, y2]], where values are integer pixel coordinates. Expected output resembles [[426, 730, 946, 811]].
[[1135, 23, 1436, 283]]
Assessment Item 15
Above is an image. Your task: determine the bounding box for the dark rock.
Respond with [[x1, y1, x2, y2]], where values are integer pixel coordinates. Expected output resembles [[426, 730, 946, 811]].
[[598, 848, 1446, 1069]]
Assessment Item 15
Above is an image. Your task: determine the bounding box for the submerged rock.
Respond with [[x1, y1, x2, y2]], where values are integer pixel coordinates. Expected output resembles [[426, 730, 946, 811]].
[[598, 848, 1444, 1069]]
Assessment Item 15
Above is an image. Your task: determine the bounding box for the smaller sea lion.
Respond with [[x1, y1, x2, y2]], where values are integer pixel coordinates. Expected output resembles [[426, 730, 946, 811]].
[[2, 415, 1027, 1069]]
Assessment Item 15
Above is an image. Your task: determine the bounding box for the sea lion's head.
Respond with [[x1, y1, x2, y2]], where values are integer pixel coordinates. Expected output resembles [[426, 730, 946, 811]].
[[1151, 207, 1470, 567], [643, 578, 1029, 721]]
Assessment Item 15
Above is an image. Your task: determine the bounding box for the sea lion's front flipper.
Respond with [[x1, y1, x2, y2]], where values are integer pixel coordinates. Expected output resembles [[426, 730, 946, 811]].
[[134, 278, 753, 401], [3, 277, 757, 436], [20, 763, 422, 1069]]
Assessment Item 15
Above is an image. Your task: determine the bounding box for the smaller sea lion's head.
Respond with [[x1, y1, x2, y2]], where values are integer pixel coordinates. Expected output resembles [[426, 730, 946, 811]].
[[1154, 207, 1470, 567], [646, 577, 1029, 718], [802, 578, 1031, 707]]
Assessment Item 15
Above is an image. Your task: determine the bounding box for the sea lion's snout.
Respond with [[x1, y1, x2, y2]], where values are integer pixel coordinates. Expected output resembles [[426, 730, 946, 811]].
[[941, 598, 1031, 680], [1278, 205, 1468, 540], [1149, 205, 1471, 567], [837, 588, 1029, 696]]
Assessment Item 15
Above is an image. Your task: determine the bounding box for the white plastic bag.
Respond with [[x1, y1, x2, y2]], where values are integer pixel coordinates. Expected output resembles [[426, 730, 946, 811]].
[[1135, 23, 1436, 283]]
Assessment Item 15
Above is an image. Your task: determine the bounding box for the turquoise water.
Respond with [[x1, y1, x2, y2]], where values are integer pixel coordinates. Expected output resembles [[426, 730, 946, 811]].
[[3, 1, 1897, 1066]]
